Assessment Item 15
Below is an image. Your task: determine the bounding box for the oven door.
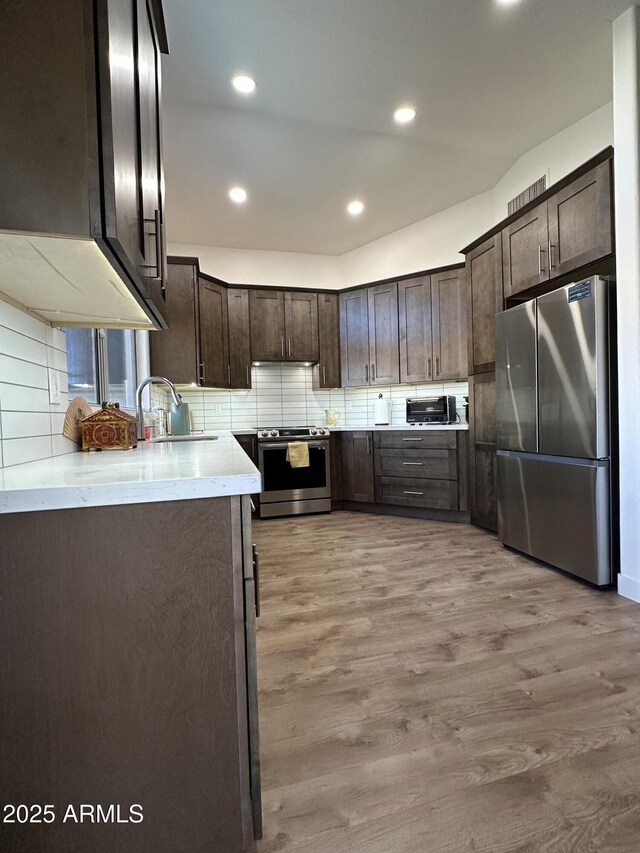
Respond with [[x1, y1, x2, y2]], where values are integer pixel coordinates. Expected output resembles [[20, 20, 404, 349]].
[[258, 441, 331, 504]]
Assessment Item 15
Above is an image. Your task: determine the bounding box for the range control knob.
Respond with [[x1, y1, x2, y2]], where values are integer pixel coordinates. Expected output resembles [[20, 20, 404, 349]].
[[310, 428, 317, 435], [260, 430, 268, 438], [270, 429, 278, 437], [318, 428, 326, 435]]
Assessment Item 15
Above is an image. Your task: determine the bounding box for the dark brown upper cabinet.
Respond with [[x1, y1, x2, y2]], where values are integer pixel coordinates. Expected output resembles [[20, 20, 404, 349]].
[[503, 161, 613, 298], [466, 234, 504, 375], [547, 160, 613, 278], [502, 205, 550, 296], [150, 260, 232, 389], [431, 270, 468, 381], [340, 283, 399, 387], [284, 292, 319, 361], [249, 290, 318, 362], [341, 432, 375, 503], [398, 277, 433, 383], [313, 292, 341, 389], [228, 289, 252, 389], [367, 283, 400, 385], [249, 290, 286, 361], [399, 271, 467, 383], [340, 290, 370, 387], [198, 278, 230, 388], [0, 0, 169, 330]]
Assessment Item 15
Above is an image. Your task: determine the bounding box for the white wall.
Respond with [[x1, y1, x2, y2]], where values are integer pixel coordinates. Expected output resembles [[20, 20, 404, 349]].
[[612, 7, 640, 604], [166, 243, 342, 289], [0, 299, 75, 468], [170, 102, 614, 288]]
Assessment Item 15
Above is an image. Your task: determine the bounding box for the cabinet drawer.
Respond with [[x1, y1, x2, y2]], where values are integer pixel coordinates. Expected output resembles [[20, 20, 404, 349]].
[[375, 431, 457, 450], [375, 448, 457, 480], [376, 476, 459, 510]]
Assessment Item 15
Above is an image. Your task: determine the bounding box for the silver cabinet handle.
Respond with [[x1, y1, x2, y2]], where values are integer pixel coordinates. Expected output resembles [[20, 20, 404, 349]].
[[159, 212, 167, 290], [227, 364, 231, 385], [403, 461, 423, 466], [435, 356, 440, 376], [288, 338, 292, 357], [281, 337, 285, 357], [322, 365, 326, 385], [427, 357, 432, 378], [366, 433, 371, 455], [199, 361, 205, 383], [253, 547, 260, 618], [538, 245, 546, 275], [402, 437, 423, 441], [365, 364, 369, 383], [548, 240, 555, 271], [371, 363, 376, 382], [404, 490, 424, 496], [246, 365, 250, 385], [141, 209, 164, 283]]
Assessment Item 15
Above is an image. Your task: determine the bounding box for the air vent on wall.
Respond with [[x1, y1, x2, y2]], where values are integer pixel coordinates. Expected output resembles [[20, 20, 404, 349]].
[[508, 176, 547, 216]]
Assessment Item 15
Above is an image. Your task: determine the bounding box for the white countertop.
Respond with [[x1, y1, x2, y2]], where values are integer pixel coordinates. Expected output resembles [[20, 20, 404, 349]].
[[327, 424, 468, 431], [0, 432, 261, 515], [233, 424, 468, 435]]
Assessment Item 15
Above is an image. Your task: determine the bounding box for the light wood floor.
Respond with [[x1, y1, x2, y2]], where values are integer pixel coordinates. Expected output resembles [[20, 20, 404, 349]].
[[253, 511, 640, 853]]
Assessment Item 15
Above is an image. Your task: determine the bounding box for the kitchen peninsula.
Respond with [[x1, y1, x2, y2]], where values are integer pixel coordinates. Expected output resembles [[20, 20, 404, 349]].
[[0, 434, 262, 852]]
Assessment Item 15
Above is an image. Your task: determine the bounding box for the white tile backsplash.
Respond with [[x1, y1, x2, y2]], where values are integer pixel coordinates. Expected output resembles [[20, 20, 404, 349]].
[[0, 299, 76, 468], [169, 367, 468, 431]]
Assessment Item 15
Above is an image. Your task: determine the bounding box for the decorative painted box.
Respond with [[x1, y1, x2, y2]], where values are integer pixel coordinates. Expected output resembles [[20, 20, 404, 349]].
[[81, 402, 138, 451]]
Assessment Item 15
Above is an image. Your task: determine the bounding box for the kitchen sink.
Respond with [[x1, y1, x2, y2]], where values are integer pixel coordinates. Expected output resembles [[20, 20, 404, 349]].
[[153, 434, 219, 443]]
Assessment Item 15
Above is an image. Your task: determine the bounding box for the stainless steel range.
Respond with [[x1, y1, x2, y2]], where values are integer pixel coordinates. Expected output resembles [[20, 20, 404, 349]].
[[257, 427, 331, 518]]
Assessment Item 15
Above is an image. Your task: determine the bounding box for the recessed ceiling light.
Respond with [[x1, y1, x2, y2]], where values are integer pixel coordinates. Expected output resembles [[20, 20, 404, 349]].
[[229, 186, 247, 204], [232, 74, 257, 94], [394, 106, 416, 124], [496, 0, 521, 5], [347, 200, 365, 216]]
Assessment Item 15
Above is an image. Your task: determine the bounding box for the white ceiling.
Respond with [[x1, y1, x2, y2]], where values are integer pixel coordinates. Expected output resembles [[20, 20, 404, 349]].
[[161, 0, 630, 256]]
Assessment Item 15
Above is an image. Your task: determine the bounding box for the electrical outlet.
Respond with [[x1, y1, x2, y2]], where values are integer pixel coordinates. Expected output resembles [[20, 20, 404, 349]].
[[48, 369, 62, 405]]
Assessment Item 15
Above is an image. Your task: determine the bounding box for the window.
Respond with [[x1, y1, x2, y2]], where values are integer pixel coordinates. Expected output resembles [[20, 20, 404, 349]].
[[66, 329, 138, 409]]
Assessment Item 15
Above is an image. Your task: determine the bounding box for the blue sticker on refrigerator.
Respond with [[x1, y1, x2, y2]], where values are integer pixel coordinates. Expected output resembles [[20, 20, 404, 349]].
[[567, 280, 592, 303]]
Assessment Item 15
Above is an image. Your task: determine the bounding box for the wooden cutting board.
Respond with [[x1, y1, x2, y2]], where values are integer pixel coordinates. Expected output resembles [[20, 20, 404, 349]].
[[63, 397, 94, 444]]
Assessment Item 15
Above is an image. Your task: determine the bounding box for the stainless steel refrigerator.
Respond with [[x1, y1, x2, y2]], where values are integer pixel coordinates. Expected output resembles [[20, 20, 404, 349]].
[[496, 275, 614, 586]]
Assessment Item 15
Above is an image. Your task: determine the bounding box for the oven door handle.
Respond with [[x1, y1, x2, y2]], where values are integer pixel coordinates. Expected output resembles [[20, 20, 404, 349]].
[[259, 441, 329, 450]]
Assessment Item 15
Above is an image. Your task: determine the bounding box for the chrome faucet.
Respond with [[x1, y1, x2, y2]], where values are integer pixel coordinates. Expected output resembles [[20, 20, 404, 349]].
[[135, 376, 182, 440]]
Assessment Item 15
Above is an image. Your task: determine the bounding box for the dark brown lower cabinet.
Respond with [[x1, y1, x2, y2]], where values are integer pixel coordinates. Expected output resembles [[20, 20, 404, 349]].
[[0, 495, 260, 853], [373, 431, 466, 512], [468, 372, 497, 531], [341, 431, 375, 502]]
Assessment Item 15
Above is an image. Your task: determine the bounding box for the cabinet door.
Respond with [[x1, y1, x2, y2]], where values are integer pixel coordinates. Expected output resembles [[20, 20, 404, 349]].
[[149, 261, 198, 383], [98, 0, 165, 303], [228, 289, 252, 389], [284, 292, 319, 361], [314, 292, 341, 388], [502, 203, 549, 297], [340, 290, 370, 387], [367, 282, 399, 385], [198, 278, 230, 388], [466, 234, 503, 374], [468, 372, 497, 531], [431, 270, 468, 381], [136, 0, 165, 295], [342, 432, 375, 503], [249, 290, 286, 361], [398, 277, 433, 383], [547, 160, 613, 277]]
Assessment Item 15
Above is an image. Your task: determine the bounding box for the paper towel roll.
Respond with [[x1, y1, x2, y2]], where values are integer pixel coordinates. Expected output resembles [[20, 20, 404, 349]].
[[374, 394, 391, 425]]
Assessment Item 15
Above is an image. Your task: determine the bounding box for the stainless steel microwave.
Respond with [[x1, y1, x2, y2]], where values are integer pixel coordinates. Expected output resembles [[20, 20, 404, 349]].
[[406, 396, 457, 424]]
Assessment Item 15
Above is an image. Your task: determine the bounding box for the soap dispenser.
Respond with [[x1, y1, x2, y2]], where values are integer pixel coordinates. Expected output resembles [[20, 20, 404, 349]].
[[170, 395, 191, 436]]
